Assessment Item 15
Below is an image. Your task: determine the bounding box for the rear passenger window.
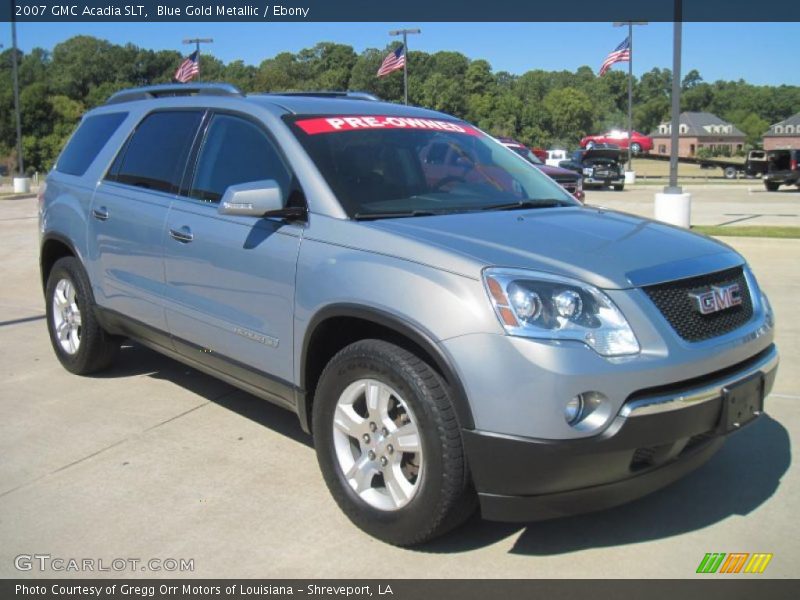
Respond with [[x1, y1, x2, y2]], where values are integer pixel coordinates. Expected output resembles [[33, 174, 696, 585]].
[[190, 114, 291, 203], [56, 112, 127, 176], [109, 110, 202, 194]]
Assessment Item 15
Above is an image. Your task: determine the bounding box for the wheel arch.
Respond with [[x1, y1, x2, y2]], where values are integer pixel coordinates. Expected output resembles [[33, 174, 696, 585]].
[[40, 233, 79, 294], [298, 304, 475, 434]]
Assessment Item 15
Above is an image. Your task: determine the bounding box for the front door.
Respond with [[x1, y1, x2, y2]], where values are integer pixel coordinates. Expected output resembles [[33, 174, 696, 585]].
[[162, 113, 302, 396]]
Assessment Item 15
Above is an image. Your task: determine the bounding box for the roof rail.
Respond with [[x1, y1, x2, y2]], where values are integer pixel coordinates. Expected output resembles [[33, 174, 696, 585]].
[[263, 91, 381, 101], [105, 83, 244, 105]]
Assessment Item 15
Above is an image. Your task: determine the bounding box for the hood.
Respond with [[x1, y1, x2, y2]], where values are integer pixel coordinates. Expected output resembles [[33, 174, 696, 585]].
[[358, 207, 740, 289], [534, 164, 579, 180], [581, 148, 622, 161]]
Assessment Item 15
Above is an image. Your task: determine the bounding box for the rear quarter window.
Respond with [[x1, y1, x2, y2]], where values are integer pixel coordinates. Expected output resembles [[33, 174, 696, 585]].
[[55, 112, 128, 176], [107, 110, 203, 194]]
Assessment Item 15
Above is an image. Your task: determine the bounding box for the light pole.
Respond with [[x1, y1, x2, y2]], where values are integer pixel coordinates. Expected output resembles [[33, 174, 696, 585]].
[[654, 0, 691, 228], [613, 21, 647, 174], [388, 28, 420, 105], [10, 18, 24, 177], [182, 38, 213, 79]]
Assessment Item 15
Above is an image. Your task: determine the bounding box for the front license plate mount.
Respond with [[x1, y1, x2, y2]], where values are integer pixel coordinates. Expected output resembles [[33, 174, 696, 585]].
[[720, 373, 764, 433]]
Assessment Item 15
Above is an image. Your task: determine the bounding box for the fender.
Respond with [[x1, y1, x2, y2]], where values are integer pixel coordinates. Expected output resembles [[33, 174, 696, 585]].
[[39, 231, 81, 291], [299, 303, 476, 433]]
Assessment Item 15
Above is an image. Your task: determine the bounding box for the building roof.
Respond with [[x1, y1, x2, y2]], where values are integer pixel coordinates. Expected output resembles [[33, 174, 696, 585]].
[[764, 113, 800, 137], [652, 112, 745, 138]]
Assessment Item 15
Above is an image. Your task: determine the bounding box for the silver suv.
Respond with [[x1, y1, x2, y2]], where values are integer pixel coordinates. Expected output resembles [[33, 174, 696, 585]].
[[40, 84, 778, 545]]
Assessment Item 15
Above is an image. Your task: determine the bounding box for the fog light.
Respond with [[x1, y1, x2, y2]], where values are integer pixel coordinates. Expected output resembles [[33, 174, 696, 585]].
[[566, 391, 612, 431], [565, 396, 583, 424]]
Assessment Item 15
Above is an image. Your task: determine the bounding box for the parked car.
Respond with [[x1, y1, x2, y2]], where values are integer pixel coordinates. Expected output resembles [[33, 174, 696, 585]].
[[763, 149, 800, 191], [530, 147, 548, 163], [545, 149, 570, 167], [580, 130, 653, 154], [40, 84, 778, 546], [497, 137, 584, 201], [559, 146, 626, 190]]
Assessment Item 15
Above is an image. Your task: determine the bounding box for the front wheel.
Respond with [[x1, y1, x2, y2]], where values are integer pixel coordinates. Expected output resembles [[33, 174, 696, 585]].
[[764, 181, 780, 192], [630, 142, 642, 154], [612, 184, 625, 191], [45, 257, 119, 374], [312, 339, 475, 546]]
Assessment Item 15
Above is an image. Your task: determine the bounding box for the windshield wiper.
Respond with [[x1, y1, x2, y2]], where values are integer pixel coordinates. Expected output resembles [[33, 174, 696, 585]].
[[481, 199, 573, 212], [353, 210, 438, 221]]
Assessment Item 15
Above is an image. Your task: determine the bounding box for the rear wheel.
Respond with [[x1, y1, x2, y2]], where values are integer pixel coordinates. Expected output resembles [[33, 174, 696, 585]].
[[45, 257, 119, 374], [612, 184, 625, 191], [723, 166, 738, 179], [312, 339, 475, 546], [764, 181, 780, 192], [630, 142, 642, 155]]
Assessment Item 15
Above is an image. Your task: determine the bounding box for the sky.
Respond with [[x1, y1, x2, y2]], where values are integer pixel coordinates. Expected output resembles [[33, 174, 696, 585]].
[[3, 21, 798, 86]]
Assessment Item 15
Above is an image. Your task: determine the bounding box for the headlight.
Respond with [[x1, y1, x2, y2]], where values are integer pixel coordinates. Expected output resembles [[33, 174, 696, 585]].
[[761, 291, 774, 328], [483, 268, 640, 356]]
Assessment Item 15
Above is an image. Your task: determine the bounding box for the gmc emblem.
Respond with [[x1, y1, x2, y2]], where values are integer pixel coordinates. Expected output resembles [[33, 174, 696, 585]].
[[689, 283, 743, 315]]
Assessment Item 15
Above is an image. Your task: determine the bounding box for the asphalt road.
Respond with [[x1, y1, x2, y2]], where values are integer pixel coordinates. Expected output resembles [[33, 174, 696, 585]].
[[1, 194, 797, 579]]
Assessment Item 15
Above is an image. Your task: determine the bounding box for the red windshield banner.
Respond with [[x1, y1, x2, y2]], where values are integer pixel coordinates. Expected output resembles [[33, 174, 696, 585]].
[[295, 115, 482, 136]]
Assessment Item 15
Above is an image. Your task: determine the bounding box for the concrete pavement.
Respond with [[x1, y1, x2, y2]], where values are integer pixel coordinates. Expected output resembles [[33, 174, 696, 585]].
[[585, 183, 800, 227], [1, 195, 797, 579]]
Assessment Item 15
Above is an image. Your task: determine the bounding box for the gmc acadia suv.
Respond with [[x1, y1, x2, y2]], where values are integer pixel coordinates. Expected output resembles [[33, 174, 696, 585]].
[[40, 83, 778, 545]]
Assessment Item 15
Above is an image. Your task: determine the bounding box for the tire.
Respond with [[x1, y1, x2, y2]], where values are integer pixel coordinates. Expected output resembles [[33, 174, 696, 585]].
[[45, 256, 119, 375], [312, 339, 476, 546], [612, 184, 625, 191], [764, 181, 780, 192], [723, 166, 738, 180], [630, 142, 642, 155]]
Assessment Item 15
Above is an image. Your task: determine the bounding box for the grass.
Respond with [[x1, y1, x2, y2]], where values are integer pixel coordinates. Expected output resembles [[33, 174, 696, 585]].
[[691, 225, 800, 239]]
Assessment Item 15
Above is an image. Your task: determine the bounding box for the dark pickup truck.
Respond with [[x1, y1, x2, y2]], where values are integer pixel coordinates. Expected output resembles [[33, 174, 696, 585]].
[[559, 145, 626, 191], [763, 149, 800, 191]]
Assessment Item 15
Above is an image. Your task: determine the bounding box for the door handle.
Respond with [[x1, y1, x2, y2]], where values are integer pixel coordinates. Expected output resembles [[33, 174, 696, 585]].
[[169, 226, 194, 243], [92, 207, 109, 221]]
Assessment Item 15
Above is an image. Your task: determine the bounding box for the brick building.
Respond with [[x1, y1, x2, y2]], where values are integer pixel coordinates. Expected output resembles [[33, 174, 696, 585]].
[[651, 112, 746, 157], [763, 113, 800, 150]]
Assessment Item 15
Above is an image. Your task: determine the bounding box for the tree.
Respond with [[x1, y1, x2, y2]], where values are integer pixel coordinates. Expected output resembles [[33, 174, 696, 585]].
[[542, 87, 594, 145]]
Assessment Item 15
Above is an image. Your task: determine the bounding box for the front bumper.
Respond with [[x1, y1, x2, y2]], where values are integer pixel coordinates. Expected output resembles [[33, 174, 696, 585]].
[[463, 344, 778, 522]]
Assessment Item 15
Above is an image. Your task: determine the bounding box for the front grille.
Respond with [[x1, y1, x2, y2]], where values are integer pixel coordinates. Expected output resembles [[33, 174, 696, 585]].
[[553, 177, 578, 194], [643, 266, 753, 342]]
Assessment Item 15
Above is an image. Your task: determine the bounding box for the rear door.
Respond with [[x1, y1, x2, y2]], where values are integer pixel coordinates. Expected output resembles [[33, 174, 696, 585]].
[[162, 112, 302, 396], [88, 110, 204, 331]]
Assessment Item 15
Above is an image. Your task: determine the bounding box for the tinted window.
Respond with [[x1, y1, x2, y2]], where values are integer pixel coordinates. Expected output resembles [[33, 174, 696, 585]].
[[190, 114, 291, 203], [56, 112, 127, 176], [111, 111, 203, 194]]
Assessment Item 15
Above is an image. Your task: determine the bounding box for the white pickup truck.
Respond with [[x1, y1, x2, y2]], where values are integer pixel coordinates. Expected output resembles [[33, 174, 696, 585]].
[[545, 149, 570, 167]]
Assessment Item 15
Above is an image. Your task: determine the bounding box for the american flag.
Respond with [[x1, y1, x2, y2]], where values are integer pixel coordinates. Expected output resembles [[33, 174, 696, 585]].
[[377, 45, 405, 77], [174, 51, 200, 83], [599, 37, 631, 76]]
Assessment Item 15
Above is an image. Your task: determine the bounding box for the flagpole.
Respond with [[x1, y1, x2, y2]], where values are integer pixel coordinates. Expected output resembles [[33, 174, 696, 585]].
[[389, 28, 420, 105], [182, 38, 213, 81], [613, 22, 646, 173]]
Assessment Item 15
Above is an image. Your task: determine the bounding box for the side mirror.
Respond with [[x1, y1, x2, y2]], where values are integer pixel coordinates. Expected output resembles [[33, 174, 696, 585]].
[[218, 180, 285, 217]]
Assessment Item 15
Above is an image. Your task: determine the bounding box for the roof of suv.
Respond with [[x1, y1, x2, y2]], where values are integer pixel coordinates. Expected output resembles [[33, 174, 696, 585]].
[[103, 82, 454, 120]]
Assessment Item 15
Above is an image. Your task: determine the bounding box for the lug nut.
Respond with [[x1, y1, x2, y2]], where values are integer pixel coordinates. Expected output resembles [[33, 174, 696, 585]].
[[362, 434, 370, 444], [380, 456, 388, 467], [367, 450, 376, 461], [381, 427, 389, 436], [369, 422, 377, 432], [387, 444, 394, 454]]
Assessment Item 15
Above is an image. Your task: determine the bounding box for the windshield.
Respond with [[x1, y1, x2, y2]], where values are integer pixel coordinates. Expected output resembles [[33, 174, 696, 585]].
[[508, 145, 544, 165], [287, 115, 576, 218]]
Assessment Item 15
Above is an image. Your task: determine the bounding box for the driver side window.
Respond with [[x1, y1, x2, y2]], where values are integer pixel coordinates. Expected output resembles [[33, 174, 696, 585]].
[[190, 114, 291, 203]]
